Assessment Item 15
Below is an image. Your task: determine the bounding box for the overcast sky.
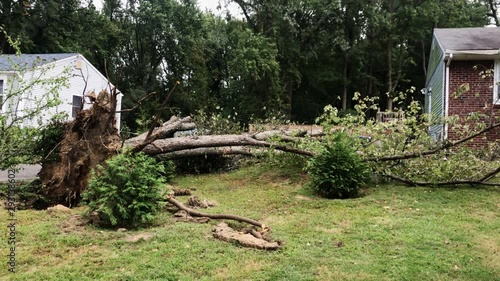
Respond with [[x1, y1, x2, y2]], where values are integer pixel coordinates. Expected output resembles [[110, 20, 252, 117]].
[[93, 0, 242, 17]]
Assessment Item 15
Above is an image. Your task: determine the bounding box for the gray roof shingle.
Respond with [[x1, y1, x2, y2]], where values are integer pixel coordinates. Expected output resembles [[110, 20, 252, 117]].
[[434, 27, 500, 51], [0, 53, 78, 71]]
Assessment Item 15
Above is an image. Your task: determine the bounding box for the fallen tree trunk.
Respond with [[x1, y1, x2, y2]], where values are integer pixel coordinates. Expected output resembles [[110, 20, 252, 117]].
[[125, 116, 196, 148], [159, 146, 255, 159], [128, 134, 314, 157]]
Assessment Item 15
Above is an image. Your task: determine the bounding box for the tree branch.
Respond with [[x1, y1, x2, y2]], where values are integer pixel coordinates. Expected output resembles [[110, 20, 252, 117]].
[[116, 91, 157, 113], [165, 196, 266, 228], [368, 122, 500, 162], [384, 171, 500, 187], [131, 82, 179, 153]]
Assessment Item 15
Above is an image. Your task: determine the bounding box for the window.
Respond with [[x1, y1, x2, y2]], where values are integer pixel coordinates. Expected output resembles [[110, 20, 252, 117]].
[[495, 60, 500, 104], [72, 95, 82, 118]]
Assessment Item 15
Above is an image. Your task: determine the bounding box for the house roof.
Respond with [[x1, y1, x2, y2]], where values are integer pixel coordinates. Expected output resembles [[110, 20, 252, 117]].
[[0, 53, 78, 71], [434, 27, 500, 52]]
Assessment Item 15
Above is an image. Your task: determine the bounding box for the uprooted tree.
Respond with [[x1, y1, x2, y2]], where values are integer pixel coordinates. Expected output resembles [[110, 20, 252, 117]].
[[38, 88, 500, 207], [34, 86, 499, 249]]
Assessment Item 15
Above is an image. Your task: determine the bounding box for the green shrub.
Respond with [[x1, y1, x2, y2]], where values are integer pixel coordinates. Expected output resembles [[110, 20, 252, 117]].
[[306, 133, 371, 199], [32, 119, 66, 162], [82, 152, 173, 228]]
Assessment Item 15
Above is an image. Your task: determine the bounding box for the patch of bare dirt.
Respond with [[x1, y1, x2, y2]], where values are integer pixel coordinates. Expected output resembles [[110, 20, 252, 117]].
[[47, 204, 71, 214], [295, 195, 313, 201], [124, 232, 155, 243], [476, 235, 500, 270], [60, 214, 87, 233]]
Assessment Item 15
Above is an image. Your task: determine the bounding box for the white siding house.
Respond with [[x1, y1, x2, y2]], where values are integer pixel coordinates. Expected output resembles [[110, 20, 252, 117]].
[[0, 53, 122, 129]]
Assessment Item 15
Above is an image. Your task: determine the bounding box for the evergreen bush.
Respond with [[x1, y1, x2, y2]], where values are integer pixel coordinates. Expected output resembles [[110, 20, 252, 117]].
[[306, 132, 371, 199], [83, 152, 173, 228]]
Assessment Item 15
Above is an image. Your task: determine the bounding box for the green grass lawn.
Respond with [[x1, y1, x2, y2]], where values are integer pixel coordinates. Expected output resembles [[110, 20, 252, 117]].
[[1, 164, 499, 280]]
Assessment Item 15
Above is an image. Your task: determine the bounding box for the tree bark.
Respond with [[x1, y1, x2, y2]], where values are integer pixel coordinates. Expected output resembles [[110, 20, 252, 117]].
[[130, 134, 314, 157], [125, 116, 196, 148]]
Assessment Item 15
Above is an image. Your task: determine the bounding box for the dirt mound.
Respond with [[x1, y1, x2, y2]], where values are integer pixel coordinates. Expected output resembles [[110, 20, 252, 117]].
[[39, 90, 121, 206]]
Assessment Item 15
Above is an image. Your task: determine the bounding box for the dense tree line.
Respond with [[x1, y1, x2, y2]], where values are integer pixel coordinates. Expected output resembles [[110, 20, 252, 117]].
[[0, 0, 492, 130]]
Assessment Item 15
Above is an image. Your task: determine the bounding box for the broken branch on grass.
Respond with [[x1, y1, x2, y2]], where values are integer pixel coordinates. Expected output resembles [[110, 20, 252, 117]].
[[165, 196, 266, 229], [384, 170, 500, 187]]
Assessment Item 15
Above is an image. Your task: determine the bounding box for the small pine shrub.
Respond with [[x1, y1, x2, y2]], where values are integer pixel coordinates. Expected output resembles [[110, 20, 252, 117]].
[[306, 132, 371, 199], [83, 152, 174, 228]]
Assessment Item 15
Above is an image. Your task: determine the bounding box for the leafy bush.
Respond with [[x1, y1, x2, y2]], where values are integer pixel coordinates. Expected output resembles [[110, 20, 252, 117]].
[[193, 108, 242, 135], [306, 133, 371, 199], [83, 152, 173, 228]]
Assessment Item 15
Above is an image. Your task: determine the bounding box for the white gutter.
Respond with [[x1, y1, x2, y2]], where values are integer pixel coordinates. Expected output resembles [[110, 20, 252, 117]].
[[444, 53, 453, 141]]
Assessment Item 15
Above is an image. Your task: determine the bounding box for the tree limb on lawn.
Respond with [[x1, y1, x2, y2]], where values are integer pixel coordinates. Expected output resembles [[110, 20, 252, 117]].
[[165, 196, 267, 229], [384, 169, 500, 187]]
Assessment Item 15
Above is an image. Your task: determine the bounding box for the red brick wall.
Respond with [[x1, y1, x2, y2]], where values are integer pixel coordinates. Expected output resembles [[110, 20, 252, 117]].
[[448, 60, 500, 146]]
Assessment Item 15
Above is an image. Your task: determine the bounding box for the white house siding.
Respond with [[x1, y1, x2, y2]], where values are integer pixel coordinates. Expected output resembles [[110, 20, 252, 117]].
[[0, 72, 22, 124], [0, 73, 10, 113], [4, 54, 122, 129]]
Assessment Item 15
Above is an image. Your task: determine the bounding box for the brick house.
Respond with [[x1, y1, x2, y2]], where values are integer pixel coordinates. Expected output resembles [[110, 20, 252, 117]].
[[425, 27, 500, 145]]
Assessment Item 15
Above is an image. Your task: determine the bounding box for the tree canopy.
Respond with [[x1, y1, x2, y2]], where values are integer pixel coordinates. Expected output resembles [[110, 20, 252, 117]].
[[0, 0, 491, 129]]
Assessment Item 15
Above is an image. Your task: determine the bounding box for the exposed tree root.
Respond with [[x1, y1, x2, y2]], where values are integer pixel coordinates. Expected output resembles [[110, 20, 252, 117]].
[[39, 90, 121, 206]]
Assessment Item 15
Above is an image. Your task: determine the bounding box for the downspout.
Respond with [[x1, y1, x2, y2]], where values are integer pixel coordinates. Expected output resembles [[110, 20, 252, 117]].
[[444, 53, 453, 141]]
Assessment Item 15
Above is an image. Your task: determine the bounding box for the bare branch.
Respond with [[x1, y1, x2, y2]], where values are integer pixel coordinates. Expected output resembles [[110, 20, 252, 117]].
[[131, 82, 180, 153], [384, 172, 500, 187], [487, 0, 500, 26], [116, 91, 157, 113], [165, 196, 266, 228]]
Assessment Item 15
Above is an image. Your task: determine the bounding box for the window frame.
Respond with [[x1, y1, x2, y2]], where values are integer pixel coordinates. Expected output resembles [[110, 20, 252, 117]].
[[72, 95, 82, 118]]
